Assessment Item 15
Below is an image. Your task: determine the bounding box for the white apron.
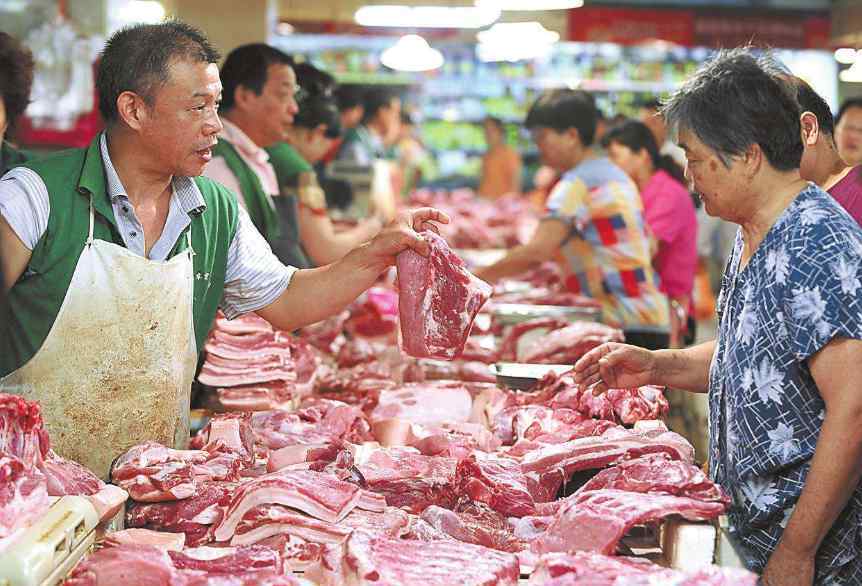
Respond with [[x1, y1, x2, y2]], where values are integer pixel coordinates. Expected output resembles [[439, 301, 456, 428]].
[[1, 198, 198, 478]]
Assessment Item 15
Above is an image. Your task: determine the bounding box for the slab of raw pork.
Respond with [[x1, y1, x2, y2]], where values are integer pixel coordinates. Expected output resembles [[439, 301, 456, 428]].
[[231, 503, 353, 546], [353, 447, 459, 514], [189, 414, 256, 468], [420, 504, 524, 553], [527, 552, 757, 585], [369, 382, 473, 426], [396, 230, 492, 359], [0, 452, 49, 538], [169, 544, 284, 574], [532, 488, 727, 556], [63, 544, 182, 586], [0, 393, 50, 467], [457, 453, 536, 517], [103, 528, 186, 551], [198, 353, 297, 388], [39, 451, 104, 495], [518, 425, 694, 479], [64, 543, 301, 586], [335, 530, 519, 586], [520, 322, 624, 364], [217, 382, 294, 412], [112, 442, 240, 502], [214, 469, 362, 541], [125, 481, 237, 546], [251, 400, 370, 451], [578, 453, 729, 504], [345, 287, 400, 340]]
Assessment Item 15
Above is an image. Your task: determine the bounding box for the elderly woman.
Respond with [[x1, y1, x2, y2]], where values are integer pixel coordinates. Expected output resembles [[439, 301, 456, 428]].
[[573, 49, 862, 586]]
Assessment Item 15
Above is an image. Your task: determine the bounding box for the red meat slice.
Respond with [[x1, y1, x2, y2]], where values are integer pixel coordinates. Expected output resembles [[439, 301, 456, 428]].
[[457, 454, 536, 517], [531, 489, 727, 556], [0, 452, 49, 538], [125, 481, 237, 546], [0, 393, 50, 467], [339, 529, 519, 586], [578, 453, 729, 504], [396, 230, 492, 360]]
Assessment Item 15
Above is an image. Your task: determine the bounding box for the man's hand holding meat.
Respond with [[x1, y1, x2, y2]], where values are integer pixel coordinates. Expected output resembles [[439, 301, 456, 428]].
[[257, 207, 448, 332]]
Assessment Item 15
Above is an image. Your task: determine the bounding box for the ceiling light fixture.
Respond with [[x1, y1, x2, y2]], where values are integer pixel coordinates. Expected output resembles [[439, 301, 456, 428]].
[[476, 0, 583, 11], [355, 5, 500, 29], [477, 21, 559, 62], [840, 61, 862, 83], [834, 47, 859, 65], [380, 35, 444, 72]]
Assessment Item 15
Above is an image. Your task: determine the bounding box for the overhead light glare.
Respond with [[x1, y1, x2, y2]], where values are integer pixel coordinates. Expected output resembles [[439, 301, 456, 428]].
[[477, 22, 559, 62], [381, 35, 444, 72], [355, 5, 500, 28], [126, 0, 165, 23], [840, 62, 862, 83], [835, 47, 859, 65], [476, 0, 583, 10]]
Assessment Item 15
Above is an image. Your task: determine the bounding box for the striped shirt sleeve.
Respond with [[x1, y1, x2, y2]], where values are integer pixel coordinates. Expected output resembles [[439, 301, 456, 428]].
[[0, 167, 50, 250], [221, 205, 296, 318]]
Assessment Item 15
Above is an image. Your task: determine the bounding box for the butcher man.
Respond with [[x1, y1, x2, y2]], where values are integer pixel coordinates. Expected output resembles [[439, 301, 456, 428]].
[[0, 21, 445, 478]]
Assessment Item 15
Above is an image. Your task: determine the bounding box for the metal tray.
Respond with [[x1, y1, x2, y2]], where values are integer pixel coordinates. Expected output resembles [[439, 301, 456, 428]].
[[491, 303, 601, 326], [493, 362, 573, 390]]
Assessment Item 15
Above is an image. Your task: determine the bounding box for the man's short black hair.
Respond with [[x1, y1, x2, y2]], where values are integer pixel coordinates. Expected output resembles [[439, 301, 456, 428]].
[[295, 93, 342, 139], [96, 20, 220, 124], [293, 62, 335, 99], [361, 87, 398, 124], [788, 76, 835, 137], [525, 89, 598, 147], [662, 48, 802, 171], [836, 98, 862, 128], [335, 85, 364, 112], [220, 43, 294, 112], [0, 32, 35, 136]]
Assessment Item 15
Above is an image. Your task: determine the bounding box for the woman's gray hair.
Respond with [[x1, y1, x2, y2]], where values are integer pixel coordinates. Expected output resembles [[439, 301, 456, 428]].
[[661, 47, 803, 171]]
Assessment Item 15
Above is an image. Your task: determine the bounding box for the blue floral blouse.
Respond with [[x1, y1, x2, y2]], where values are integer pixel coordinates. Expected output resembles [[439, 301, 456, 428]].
[[709, 185, 862, 583]]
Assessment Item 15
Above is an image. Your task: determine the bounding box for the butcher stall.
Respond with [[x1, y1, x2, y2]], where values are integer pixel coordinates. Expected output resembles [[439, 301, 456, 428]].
[[0, 190, 755, 585]]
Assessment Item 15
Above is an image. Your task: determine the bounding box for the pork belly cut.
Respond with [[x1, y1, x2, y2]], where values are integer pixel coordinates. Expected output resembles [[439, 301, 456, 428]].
[[214, 470, 362, 542], [397, 230, 492, 360], [230, 504, 353, 546], [340, 530, 519, 586], [0, 452, 49, 538], [532, 489, 727, 556]]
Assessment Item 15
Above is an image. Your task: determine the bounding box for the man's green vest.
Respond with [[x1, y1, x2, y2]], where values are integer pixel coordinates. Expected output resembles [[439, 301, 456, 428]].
[[1, 140, 29, 176], [0, 136, 239, 377], [266, 142, 312, 187], [212, 139, 280, 244]]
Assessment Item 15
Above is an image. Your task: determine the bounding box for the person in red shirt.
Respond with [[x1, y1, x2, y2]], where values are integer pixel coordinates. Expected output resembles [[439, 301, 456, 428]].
[[789, 76, 862, 225], [603, 119, 698, 346]]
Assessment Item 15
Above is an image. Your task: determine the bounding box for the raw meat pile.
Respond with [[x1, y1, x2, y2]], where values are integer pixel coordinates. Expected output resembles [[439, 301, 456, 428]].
[[0, 223, 755, 585], [0, 394, 129, 541], [396, 230, 492, 360], [89, 365, 739, 585], [410, 189, 538, 250]]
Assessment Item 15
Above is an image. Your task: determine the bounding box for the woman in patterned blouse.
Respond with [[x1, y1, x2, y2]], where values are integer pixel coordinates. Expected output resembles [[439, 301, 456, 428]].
[[573, 48, 862, 586]]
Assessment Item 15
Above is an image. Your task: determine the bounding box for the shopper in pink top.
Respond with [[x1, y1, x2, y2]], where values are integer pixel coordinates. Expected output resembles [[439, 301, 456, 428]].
[[786, 76, 862, 226], [603, 120, 698, 346]]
